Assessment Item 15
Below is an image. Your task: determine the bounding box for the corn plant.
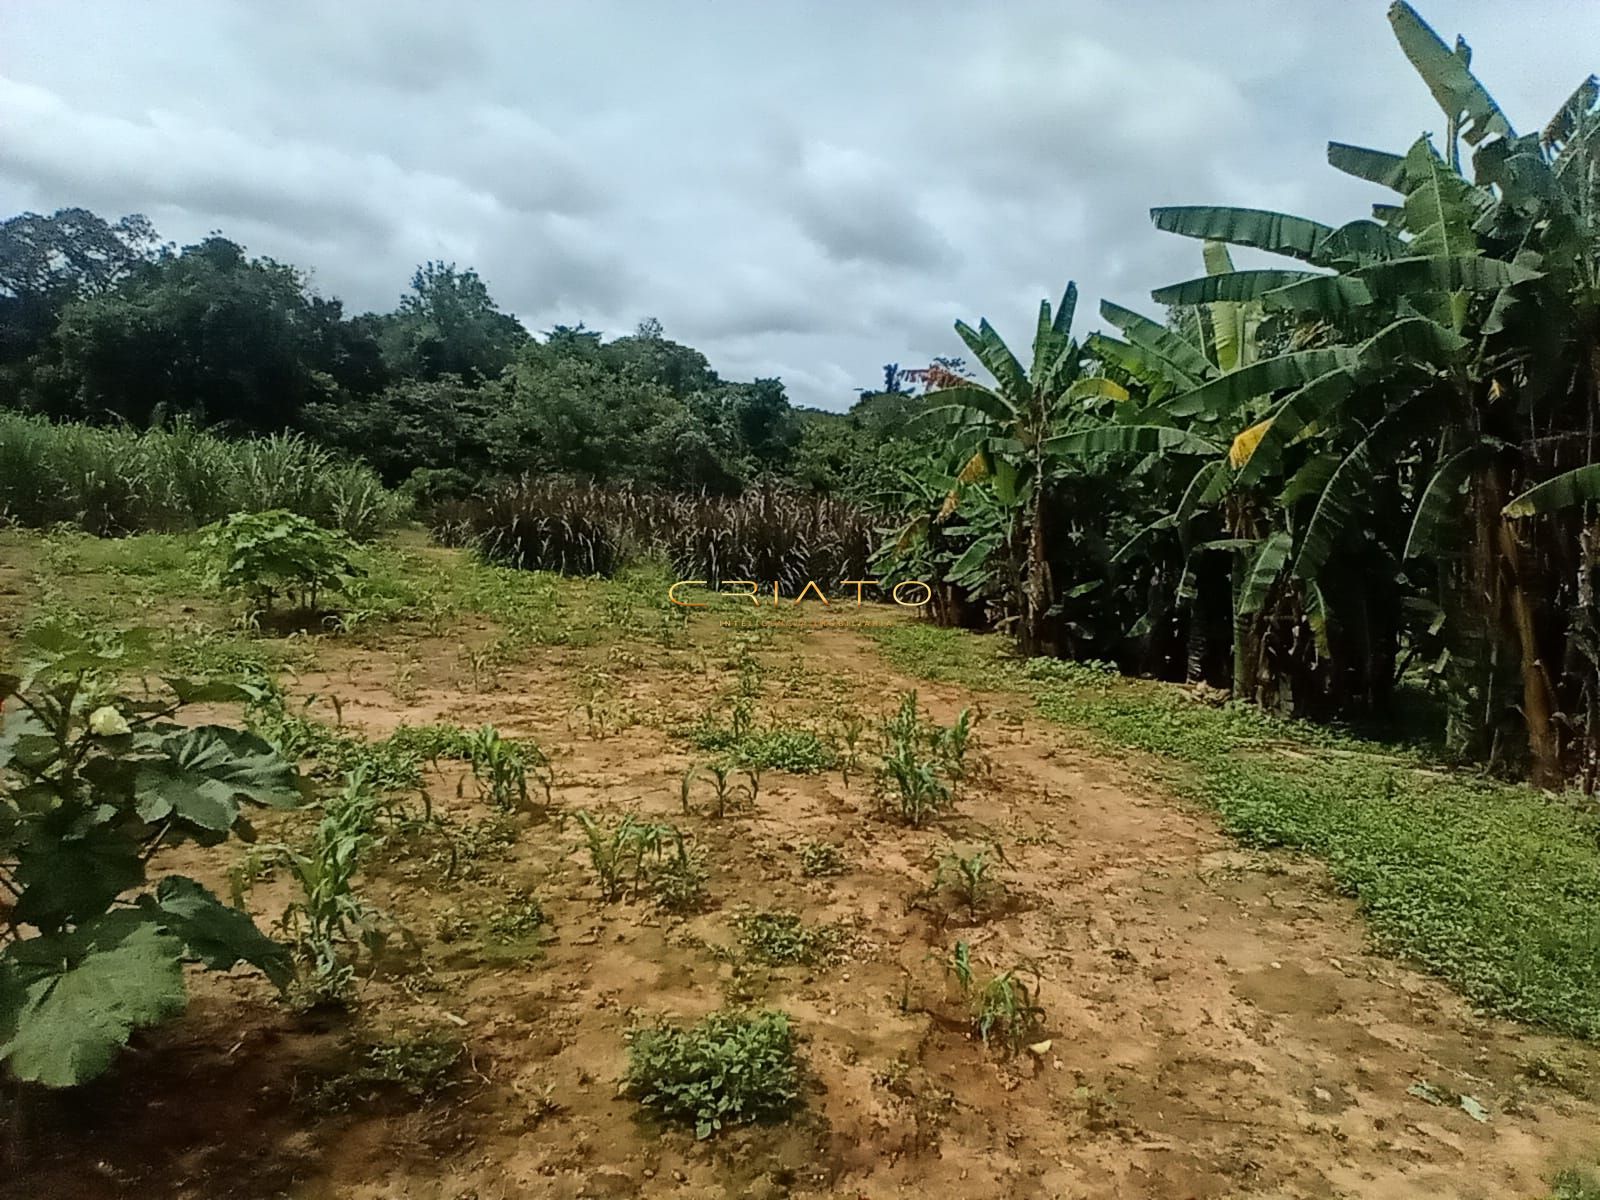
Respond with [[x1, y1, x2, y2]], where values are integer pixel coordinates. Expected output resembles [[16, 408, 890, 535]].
[[935, 845, 1004, 918], [874, 692, 966, 827], [460, 724, 550, 813], [945, 942, 1047, 1055], [651, 840, 710, 913], [707, 762, 736, 819], [574, 811, 681, 902], [836, 712, 867, 786], [742, 765, 764, 807], [246, 770, 388, 1009]]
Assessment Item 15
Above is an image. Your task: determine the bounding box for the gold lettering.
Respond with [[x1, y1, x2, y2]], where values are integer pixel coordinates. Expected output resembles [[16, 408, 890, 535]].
[[722, 580, 760, 606], [892, 580, 933, 607], [668, 580, 707, 608], [792, 580, 829, 606], [841, 579, 879, 606]]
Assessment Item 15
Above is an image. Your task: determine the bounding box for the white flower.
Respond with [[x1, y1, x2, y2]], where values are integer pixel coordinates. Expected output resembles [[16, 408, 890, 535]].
[[89, 706, 131, 737]]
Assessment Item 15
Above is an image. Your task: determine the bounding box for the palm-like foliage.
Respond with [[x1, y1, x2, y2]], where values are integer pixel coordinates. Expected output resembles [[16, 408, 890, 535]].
[[1133, 1, 1600, 782], [914, 285, 1092, 653]]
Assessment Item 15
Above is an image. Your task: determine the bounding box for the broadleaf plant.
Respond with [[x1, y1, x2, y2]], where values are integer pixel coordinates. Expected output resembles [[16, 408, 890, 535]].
[[0, 623, 304, 1086]]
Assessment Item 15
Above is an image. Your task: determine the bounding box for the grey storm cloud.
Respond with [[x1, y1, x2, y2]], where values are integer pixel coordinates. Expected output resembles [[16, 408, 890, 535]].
[[4, 0, 1599, 409]]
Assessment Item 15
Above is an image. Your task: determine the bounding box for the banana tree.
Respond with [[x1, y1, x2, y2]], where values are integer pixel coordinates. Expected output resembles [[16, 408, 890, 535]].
[[919, 284, 1092, 654], [1139, 0, 1599, 782]]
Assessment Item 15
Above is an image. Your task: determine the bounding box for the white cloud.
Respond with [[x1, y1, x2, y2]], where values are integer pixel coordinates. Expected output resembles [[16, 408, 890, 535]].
[[3, 0, 1598, 408]]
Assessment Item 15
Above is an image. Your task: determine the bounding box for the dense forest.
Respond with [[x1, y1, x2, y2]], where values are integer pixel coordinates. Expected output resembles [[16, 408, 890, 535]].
[[4, 1, 1599, 791]]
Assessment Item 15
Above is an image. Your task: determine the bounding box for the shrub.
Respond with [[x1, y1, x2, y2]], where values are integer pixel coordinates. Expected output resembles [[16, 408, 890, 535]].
[[201, 509, 364, 614], [626, 1010, 801, 1138]]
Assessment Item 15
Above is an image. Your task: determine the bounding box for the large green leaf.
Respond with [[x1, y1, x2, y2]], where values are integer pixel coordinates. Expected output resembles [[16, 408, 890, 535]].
[[1388, 2, 1514, 148], [1235, 370, 1357, 487], [1152, 270, 1322, 306], [1047, 426, 1222, 458], [1099, 300, 1211, 388], [144, 875, 291, 988], [1356, 254, 1541, 299], [1400, 137, 1478, 258], [0, 910, 186, 1087], [955, 319, 1030, 407], [1355, 315, 1469, 370], [1504, 465, 1600, 517], [1166, 350, 1353, 418], [1175, 459, 1227, 527], [1327, 142, 1408, 190], [1238, 531, 1293, 616], [1150, 207, 1333, 261], [1293, 406, 1417, 581], [1405, 445, 1485, 556], [133, 725, 302, 834], [915, 385, 1015, 428], [13, 829, 145, 933]]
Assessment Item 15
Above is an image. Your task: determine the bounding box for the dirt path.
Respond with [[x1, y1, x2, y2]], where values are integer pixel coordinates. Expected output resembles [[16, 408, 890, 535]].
[[15, 609, 1600, 1199]]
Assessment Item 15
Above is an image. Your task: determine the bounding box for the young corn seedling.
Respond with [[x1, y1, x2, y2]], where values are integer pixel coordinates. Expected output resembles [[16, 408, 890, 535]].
[[945, 941, 1047, 1056], [575, 810, 680, 902], [836, 712, 866, 786], [935, 708, 976, 781], [708, 762, 735, 819], [741, 765, 764, 808], [464, 724, 529, 812], [935, 844, 1004, 919]]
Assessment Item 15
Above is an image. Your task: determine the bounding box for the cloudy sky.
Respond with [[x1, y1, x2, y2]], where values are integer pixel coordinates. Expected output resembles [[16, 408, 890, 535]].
[[4, 2, 1598, 410]]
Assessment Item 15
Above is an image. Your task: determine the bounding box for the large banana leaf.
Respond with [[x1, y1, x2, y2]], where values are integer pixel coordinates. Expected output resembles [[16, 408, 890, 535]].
[[1064, 377, 1130, 405], [1150, 207, 1333, 261], [1504, 465, 1600, 517], [1316, 219, 1408, 265], [1357, 254, 1541, 298], [915, 385, 1016, 428], [1327, 142, 1408, 190], [1405, 444, 1484, 556], [1047, 425, 1221, 458], [955, 319, 1030, 406], [1152, 270, 1322, 306], [1165, 349, 1353, 418], [1354, 315, 1469, 370], [1400, 137, 1478, 258], [1293, 405, 1417, 581], [1238, 530, 1293, 616], [1260, 274, 1376, 314], [1100, 300, 1211, 387], [1175, 459, 1227, 527], [1388, 1, 1513, 148], [1083, 333, 1184, 397], [1235, 370, 1356, 487]]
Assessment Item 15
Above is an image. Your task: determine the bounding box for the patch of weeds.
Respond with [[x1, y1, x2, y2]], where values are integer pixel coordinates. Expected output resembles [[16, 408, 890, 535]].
[[651, 841, 710, 913], [681, 718, 837, 774], [798, 841, 847, 878], [625, 1009, 801, 1139], [303, 1027, 466, 1111], [737, 910, 845, 967], [483, 891, 548, 942], [1552, 1167, 1600, 1200]]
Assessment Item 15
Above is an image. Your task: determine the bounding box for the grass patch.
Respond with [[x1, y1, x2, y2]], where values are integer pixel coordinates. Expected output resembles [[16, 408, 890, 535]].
[[875, 623, 1600, 1042]]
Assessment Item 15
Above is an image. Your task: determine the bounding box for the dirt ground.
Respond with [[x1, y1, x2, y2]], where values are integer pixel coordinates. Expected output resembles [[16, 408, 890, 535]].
[[9, 564, 1600, 1200]]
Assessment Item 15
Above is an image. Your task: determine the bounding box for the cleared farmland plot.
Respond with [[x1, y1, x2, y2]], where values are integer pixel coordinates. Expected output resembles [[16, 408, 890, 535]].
[[5, 526, 1600, 1199]]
